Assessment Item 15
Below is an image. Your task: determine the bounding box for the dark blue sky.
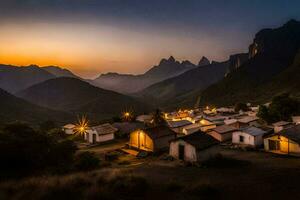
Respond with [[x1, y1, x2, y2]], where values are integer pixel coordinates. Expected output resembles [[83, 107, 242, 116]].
[[0, 0, 300, 77]]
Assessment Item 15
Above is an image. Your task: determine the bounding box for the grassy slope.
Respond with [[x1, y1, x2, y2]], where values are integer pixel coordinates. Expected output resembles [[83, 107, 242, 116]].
[[0, 88, 73, 125], [137, 61, 229, 108], [17, 77, 151, 120]]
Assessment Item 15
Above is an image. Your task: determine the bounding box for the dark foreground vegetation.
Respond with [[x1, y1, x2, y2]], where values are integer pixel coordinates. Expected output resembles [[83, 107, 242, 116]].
[[1, 150, 300, 200], [0, 122, 100, 179], [257, 93, 300, 123]]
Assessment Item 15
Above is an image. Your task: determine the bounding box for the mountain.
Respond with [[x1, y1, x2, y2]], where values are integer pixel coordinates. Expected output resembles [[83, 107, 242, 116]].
[[42, 66, 79, 78], [136, 60, 230, 108], [0, 64, 81, 94], [0, 64, 56, 93], [198, 56, 210, 66], [200, 19, 300, 106], [17, 77, 150, 120], [0, 88, 73, 125], [92, 56, 200, 94]]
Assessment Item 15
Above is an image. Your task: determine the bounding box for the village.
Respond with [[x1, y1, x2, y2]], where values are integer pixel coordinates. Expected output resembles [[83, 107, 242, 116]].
[[62, 102, 300, 167]]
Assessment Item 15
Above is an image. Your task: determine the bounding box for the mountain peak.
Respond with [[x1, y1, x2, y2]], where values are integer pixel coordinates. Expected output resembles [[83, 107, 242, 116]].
[[198, 56, 210, 66], [168, 56, 176, 62]]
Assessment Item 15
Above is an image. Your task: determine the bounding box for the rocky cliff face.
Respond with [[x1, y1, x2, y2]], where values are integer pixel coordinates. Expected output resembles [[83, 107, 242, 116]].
[[248, 19, 300, 62], [226, 53, 249, 75], [200, 19, 300, 106]]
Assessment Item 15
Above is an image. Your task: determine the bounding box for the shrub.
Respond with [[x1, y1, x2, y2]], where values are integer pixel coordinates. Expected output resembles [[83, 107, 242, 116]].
[[0, 123, 77, 178], [74, 152, 100, 171], [105, 151, 120, 161], [234, 102, 249, 112], [39, 120, 57, 133]]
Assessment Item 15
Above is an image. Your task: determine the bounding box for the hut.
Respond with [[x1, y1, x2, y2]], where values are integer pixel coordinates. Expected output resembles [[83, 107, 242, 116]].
[[231, 116, 259, 129], [232, 126, 267, 147], [62, 124, 76, 134], [272, 121, 294, 133], [136, 115, 153, 123], [208, 125, 237, 142], [129, 126, 176, 152], [264, 125, 300, 156], [167, 120, 192, 134], [292, 116, 300, 124], [169, 132, 220, 162], [182, 123, 202, 135], [85, 123, 118, 144]]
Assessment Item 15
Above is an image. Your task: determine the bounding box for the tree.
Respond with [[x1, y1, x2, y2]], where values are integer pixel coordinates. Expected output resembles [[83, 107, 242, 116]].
[[257, 105, 272, 123], [234, 103, 249, 112], [257, 93, 300, 123], [268, 93, 300, 122], [151, 109, 165, 127], [39, 120, 57, 133]]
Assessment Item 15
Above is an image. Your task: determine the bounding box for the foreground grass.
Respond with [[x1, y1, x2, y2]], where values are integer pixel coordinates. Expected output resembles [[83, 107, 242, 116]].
[[0, 167, 222, 200], [1, 151, 300, 200]]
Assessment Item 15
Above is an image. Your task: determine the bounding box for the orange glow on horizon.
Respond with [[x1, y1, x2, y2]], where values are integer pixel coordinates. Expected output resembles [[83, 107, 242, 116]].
[[0, 21, 229, 78]]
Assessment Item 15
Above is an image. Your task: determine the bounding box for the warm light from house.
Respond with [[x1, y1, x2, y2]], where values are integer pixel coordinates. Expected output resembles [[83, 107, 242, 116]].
[[75, 115, 89, 135], [200, 119, 206, 125]]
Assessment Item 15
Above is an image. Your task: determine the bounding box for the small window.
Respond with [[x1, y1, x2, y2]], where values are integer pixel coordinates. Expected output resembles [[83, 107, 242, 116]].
[[239, 135, 244, 142]]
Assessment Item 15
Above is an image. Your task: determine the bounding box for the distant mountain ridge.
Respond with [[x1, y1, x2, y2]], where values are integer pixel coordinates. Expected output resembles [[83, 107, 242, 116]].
[[0, 64, 79, 93], [17, 77, 151, 120], [0, 64, 55, 93], [92, 56, 207, 94], [42, 66, 79, 78], [136, 60, 230, 106]]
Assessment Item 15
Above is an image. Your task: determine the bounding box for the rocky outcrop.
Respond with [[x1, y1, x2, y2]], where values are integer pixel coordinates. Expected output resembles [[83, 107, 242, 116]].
[[198, 56, 210, 66], [227, 53, 249, 74]]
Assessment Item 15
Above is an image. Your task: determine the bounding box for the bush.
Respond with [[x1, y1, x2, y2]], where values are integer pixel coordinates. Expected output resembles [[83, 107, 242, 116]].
[[74, 152, 100, 171], [0, 123, 77, 178], [258, 93, 300, 123], [39, 120, 57, 133], [48, 128, 67, 140], [105, 151, 121, 161], [234, 102, 249, 112]]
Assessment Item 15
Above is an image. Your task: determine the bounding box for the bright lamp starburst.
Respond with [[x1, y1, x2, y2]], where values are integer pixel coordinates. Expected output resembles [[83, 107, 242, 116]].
[[74, 115, 89, 135]]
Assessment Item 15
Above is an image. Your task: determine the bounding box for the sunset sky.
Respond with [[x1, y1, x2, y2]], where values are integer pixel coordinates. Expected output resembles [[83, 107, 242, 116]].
[[0, 0, 300, 78]]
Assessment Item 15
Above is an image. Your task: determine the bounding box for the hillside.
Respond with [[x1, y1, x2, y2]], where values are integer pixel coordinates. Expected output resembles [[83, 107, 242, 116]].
[[0, 88, 73, 125], [92, 56, 201, 94], [200, 19, 300, 106], [137, 61, 229, 107], [0, 64, 55, 93], [17, 77, 150, 120]]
